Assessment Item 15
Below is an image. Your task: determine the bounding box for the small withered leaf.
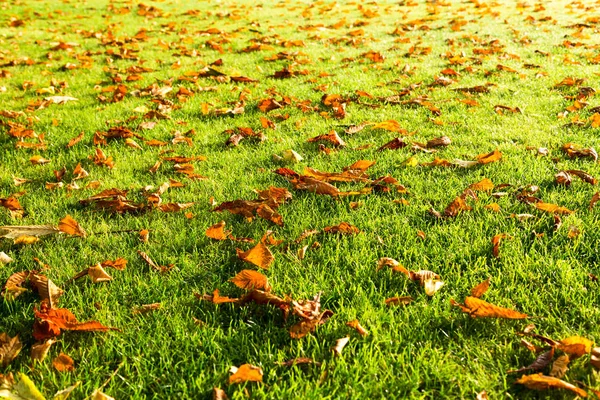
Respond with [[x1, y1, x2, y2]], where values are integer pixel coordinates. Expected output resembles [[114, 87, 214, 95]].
[[236, 242, 274, 269], [515, 374, 587, 397], [469, 178, 494, 192], [557, 336, 593, 358], [195, 289, 239, 304], [332, 336, 350, 356], [230, 270, 271, 291], [206, 221, 231, 240], [58, 215, 86, 237], [228, 364, 263, 385], [0, 333, 22, 367], [550, 355, 570, 379], [385, 296, 414, 306], [452, 296, 528, 319], [323, 222, 360, 234], [476, 149, 502, 164], [534, 202, 574, 215], [508, 348, 554, 374], [346, 319, 369, 336], [470, 278, 490, 298], [30, 339, 56, 363], [53, 352, 75, 372]]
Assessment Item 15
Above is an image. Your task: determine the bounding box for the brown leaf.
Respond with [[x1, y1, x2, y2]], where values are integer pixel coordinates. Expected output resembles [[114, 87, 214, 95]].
[[323, 222, 360, 234], [566, 170, 597, 185], [307, 130, 346, 147], [30, 155, 51, 165], [213, 387, 229, 400], [469, 178, 494, 192], [443, 196, 472, 217], [132, 303, 161, 315], [230, 270, 271, 291], [590, 192, 600, 210], [53, 352, 75, 372], [534, 202, 574, 215], [58, 215, 86, 237], [476, 149, 502, 164], [66, 132, 84, 148], [492, 234, 510, 258], [30, 339, 56, 363], [206, 221, 231, 240], [33, 302, 117, 341], [2, 271, 31, 300], [88, 265, 113, 283], [346, 319, 369, 336], [30, 273, 63, 308], [195, 289, 239, 304], [385, 296, 414, 306], [377, 137, 407, 151], [508, 348, 555, 373], [470, 278, 490, 298], [0, 333, 22, 367], [451, 296, 528, 319], [236, 242, 274, 269], [550, 355, 570, 379], [426, 136, 451, 148], [332, 336, 350, 356], [372, 120, 404, 132], [515, 374, 587, 397], [276, 357, 321, 367], [229, 364, 263, 385], [557, 336, 593, 358]]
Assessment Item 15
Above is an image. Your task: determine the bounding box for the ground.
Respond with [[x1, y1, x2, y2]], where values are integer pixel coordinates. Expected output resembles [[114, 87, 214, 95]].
[[1, 0, 600, 399]]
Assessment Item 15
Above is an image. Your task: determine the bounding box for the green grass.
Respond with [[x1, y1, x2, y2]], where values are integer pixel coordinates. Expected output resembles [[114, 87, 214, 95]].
[[1, 0, 600, 398]]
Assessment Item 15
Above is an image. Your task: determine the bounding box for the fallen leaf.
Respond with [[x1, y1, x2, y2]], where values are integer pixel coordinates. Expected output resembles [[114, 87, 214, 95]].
[[228, 364, 263, 384], [230, 270, 271, 291], [236, 242, 274, 269], [385, 296, 414, 306], [470, 278, 490, 298], [332, 336, 350, 356], [423, 279, 445, 296], [53, 352, 75, 372], [58, 215, 86, 237], [534, 202, 574, 215], [451, 296, 528, 319], [195, 289, 239, 304], [30, 339, 56, 363], [0, 224, 59, 239], [33, 302, 117, 341], [515, 374, 587, 398], [0, 251, 13, 265], [88, 265, 113, 283], [0, 333, 22, 367], [346, 319, 369, 336], [476, 149, 502, 164], [323, 222, 360, 234], [557, 336, 593, 358], [550, 355, 570, 379], [132, 303, 161, 315], [469, 178, 494, 192]]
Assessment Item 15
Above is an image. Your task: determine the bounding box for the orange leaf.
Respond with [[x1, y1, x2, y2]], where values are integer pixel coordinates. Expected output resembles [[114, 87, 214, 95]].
[[229, 364, 263, 385], [452, 296, 528, 319], [372, 120, 404, 132], [534, 202, 574, 215], [58, 215, 86, 237], [30, 155, 51, 165], [236, 242, 274, 269], [33, 302, 117, 341], [443, 196, 472, 217], [515, 374, 587, 397], [476, 149, 502, 164], [469, 178, 494, 192], [470, 278, 490, 298], [0, 333, 22, 368], [346, 319, 369, 336], [385, 296, 414, 306], [195, 289, 239, 304], [230, 270, 271, 291], [205, 221, 231, 240], [557, 336, 593, 358], [323, 222, 360, 234], [52, 352, 75, 372]]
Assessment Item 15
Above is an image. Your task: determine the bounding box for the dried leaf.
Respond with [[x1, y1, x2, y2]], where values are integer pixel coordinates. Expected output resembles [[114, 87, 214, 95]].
[[515, 374, 587, 397], [58, 215, 86, 237], [88, 265, 113, 283], [452, 296, 528, 319], [509, 348, 555, 373], [385, 296, 413, 306], [0, 225, 59, 239], [206, 221, 230, 240], [346, 319, 369, 337], [423, 279, 445, 296], [236, 242, 274, 269], [33, 302, 117, 341], [470, 278, 490, 298], [566, 169, 597, 185], [469, 178, 494, 192], [323, 222, 360, 234], [30, 274, 63, 308], [132, 303, 161, 315], [228, 364, 263, 384], [30, 339, 56, 363], [534, 202, 574, 215], [557, 336, 593, 358], [0, 252, 13, 265], [550, 355, 570, 379], [332, 336, 350, 356], [443, 196, 472, 217], [195, 289, 239, 304], [53, 353, 75, 372], [0, 333, 22, 367], [476, 149, 502, 164], [230, 270, 271, 291]]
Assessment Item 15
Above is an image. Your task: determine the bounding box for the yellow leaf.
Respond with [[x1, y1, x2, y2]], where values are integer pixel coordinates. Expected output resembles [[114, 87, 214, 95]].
[[228, 364, 263, 385], [515, 373, 587, 397], [236, 242, 274, 269], [230, 270, 270, 291]]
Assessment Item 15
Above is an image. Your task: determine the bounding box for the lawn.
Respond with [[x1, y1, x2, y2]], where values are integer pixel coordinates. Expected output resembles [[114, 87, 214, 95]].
[[1, 0, 600, 398]]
